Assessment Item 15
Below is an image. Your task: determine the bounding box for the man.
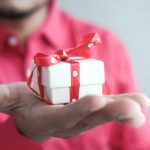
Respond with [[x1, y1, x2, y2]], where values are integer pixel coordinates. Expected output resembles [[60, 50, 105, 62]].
[[0, 0, 150, 149]]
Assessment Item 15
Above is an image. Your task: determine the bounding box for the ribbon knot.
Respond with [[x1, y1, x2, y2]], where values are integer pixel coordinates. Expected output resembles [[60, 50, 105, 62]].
[[55, 50, 69, 61]]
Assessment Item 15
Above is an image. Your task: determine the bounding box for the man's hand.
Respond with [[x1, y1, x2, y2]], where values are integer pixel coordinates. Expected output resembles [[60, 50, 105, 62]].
[[0, 82, 150, 141]]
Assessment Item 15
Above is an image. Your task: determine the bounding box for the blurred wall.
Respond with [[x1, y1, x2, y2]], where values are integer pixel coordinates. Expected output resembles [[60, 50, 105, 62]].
[[58, 0, 150, 97]]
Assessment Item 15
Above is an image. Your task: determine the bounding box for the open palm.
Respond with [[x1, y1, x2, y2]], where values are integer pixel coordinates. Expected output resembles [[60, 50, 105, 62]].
[[0, 82, 149, 141]]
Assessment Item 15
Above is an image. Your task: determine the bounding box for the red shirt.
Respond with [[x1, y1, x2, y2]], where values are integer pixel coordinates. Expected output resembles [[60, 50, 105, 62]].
[[0, 0, 150, 149]]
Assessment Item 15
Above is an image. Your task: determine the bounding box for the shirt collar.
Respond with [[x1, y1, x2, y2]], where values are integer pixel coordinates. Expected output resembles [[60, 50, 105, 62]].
[[40, 0, 75, 50], [0, 22, 23, 55], [0, 0, 74, 54]]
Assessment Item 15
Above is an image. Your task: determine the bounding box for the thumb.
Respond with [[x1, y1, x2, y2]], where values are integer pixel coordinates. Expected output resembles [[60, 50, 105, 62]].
[[0, 83, 19, 114]]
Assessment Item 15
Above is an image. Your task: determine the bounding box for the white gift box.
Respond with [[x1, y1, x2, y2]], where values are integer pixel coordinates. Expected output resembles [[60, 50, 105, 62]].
[[30, 58, 105, 104]]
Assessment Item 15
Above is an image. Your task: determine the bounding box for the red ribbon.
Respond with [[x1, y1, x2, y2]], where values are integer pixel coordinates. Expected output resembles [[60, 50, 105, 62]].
[[27, 33, 109, 104]]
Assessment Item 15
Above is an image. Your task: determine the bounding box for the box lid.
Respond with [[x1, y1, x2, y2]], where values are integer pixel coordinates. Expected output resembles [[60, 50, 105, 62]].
[[31, 58, 105, 88]]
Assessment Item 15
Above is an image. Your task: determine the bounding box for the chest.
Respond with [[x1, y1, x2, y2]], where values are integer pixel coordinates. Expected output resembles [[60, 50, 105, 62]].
[[0, 39, 55, 83], [0, 53, 27, 83]]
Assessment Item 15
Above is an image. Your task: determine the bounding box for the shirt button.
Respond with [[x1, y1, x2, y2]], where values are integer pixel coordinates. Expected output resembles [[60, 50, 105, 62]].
[[7, 35, 18, 47]]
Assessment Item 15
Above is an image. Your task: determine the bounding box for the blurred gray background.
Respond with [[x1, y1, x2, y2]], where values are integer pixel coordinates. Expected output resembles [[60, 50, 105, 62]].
[[58, 0, 150, 97]]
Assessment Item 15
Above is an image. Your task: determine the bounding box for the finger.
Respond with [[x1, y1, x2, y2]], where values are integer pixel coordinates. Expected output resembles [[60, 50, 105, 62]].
[[44, 95, 107, 130], [31, 93, 147, 132], [52, 112, 145, 138], [119, 112, 146, 128], [33, 94, 148, 138], [63, 98, 143, 135], [0, 83, 23, 113], [108, 93, 150, 109]]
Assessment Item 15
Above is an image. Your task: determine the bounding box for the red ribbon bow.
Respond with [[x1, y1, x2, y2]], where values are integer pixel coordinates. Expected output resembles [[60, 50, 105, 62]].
[[27, 33, 110, 105], [33, 32, 101, 67]]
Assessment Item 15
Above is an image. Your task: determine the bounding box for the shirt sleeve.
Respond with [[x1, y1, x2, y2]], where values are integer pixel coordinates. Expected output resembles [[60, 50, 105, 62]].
[[72, 20, 150, 149], [99, 29, 140, 94], [69, 14, 140, 94], [100, 30, 150, 150]]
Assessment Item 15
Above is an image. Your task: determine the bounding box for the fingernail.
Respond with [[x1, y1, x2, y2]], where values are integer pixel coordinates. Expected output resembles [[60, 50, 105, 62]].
[[116, 104, 141, 121], [116, 114, 129, 121], [135, 103, 141, 112], [142, 95, 150, 108]]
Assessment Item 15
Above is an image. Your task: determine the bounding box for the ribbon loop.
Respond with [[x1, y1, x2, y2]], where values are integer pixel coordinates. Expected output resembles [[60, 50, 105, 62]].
[[78, 32, 101, 47], [55, 50, 69, 60]]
